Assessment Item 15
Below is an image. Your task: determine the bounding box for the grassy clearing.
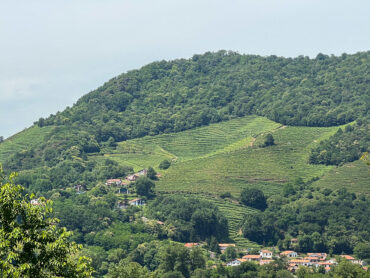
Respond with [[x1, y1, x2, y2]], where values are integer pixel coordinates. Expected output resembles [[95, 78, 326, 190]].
[[0, 126, 53, 163], [311, 159, 370, 196]]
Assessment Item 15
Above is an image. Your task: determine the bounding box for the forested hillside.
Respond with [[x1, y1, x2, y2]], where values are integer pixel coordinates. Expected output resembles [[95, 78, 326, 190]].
[[40, 51, 369, 140]]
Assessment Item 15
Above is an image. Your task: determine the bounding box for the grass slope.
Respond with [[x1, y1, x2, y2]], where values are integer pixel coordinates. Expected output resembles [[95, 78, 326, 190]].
[[0, 126, 53, 163], [311, 159, 370, 196]]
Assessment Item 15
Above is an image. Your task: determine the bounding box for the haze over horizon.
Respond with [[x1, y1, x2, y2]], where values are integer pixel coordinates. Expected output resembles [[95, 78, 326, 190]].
[[1, 0, 369, 139]]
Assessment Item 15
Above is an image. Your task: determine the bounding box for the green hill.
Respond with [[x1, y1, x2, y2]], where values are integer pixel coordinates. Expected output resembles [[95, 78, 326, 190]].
[[0, 52, 368, 243]]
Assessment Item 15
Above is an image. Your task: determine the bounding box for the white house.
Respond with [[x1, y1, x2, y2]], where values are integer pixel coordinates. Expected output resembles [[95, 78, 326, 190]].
[[129, 198, 145, 206], [31, 199, 41, 206], [259, 249, 273, 258], [106, 179, 122, 186], [227, 259, 246, 267], [280, 250, 298, 258], [137, 169, 148, 176]]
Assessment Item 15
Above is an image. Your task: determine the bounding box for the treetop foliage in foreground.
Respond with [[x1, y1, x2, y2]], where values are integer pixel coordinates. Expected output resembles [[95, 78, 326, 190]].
[[0, 167, 93, 277]]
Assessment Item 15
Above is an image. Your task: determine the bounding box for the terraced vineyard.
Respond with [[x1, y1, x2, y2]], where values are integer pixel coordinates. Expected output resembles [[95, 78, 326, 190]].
[[156, 124, 339, 196], [100, 115, 347, 197], [311, 159, 370, 196], [0, 126, 53, 163], [102, 116, 280, 170]]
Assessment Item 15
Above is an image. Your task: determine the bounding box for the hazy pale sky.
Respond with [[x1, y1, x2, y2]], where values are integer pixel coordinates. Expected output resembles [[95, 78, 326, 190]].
[[0, 0, 369, 139]]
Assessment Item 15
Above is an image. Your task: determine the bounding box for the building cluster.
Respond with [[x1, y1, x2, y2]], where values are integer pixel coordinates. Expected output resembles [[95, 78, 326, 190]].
[[224, 249, 365, 273], [105, 168, 148, 187]]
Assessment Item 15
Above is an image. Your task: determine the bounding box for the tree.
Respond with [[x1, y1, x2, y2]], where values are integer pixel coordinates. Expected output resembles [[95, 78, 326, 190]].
[[159, 159, 171, 170], [354, 242, 370, 260], [147, 166, 157, 180], [263, 133, 275, 147], [107, 261, 150, 278], [0, 136, 3, 143], [240, 188, 267, 210], [0, 167, 93, 277], [134, 177, 155, 197]]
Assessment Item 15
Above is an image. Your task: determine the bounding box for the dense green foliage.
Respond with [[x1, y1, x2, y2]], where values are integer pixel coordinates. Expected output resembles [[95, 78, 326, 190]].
[[134, 177, 155, 197], [240, 188, 267, 210], [41, 51, 369, 139], [309, 119, 369, 165], [263, 134, 275, 147], [241, 185, 370, 256], [159, 159, 171, 170], [0, 169, 93, 277], [148, 196, 229, 242]]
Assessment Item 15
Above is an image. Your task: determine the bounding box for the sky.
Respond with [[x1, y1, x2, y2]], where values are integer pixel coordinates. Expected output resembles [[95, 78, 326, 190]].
[[0, 0, 369, 139]]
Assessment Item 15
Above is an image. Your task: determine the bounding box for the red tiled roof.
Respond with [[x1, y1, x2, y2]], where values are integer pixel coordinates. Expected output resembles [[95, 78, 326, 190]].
[[340, 255, 355, 260], [280, 250, 296, 255], [242, 255, 261, 259], [291, 259, 310, 264], [184, 243, 198, 248], [219, 243, 236, 247]]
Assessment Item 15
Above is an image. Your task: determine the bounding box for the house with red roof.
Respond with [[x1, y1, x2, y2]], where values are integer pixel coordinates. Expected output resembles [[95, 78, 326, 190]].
[[280, 250, 298, 258], [218, 243, 236, 252], [259, 249, 273, 258], [242, 255, 261, 262], [184, 243, 198, 248]]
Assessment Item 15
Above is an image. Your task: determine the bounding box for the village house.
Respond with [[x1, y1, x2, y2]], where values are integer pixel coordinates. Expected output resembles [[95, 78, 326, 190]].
[[227, 259, 246, 267], [106, 179, 122, 186], [118, 187, 130, 194], [280, 250, 298, 258], [137, 169, 147, 176], [218, 243, 236, 252], [340, 255, 362, 265], [31, 199, 41, 206], [242, 255, 261, 262], [290, 259, 311, 267], [290, 238, 298, 245], [259, 249, 273, 258], [259, 259, 274, 265], [126, 174, 139, 182], [307, 253, 327, 260], [129, 198, 145, 206], [315, 261, 334, 272]]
